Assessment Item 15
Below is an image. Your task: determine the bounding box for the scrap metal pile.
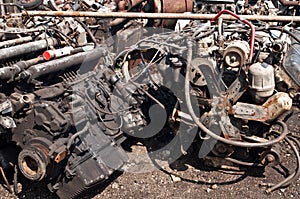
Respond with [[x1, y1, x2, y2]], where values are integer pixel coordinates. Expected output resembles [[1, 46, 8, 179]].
[[0, 0, 300, 198]]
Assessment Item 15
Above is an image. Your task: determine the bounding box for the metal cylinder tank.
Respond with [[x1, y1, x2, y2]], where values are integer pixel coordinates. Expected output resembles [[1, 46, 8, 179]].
[[153, 0, 193, 28], [249, 62, 275, 102]]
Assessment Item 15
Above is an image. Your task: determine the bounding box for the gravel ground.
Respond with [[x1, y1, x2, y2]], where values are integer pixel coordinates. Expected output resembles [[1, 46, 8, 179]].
[[0, 144, 299, 199], [1, 113, 300, 199]]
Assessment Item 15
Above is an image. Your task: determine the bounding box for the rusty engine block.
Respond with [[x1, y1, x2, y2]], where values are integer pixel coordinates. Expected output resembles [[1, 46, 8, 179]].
[[0, 0, 299, 198]]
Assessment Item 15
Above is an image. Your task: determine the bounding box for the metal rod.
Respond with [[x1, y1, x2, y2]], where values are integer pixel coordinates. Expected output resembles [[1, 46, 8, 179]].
[[0, 38, 58, 61], [0, 166, 13, 194], [0, 0, 5, 16], [18, 47, 107, 80], [279, 0, 300, 6], [14, 11, 300, 22], [0, 36, 32, 49], [13, 165, 18, 195]]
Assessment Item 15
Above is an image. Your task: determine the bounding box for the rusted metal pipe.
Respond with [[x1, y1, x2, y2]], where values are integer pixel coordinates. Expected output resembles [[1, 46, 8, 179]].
[[153, 0, 194, 28], [14, 11, 300, 22], [0, 56, 43, 80], [0, 166, 13, 194], [0, 0, 5, 16], [0, 36, 32, 49], [279, 0, 300, 6], [110, 0, 146, 26], [18, 47, 107, 80], [0, 38, 59, 61]]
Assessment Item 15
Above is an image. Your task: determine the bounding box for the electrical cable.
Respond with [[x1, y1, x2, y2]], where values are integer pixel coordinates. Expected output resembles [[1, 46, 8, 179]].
[[255, 26, 300, 44], [74, 19, 98, 46], [266, 136, 300, 193]]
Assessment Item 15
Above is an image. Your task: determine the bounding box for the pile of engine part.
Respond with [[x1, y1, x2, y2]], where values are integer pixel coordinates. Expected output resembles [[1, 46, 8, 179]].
[[0, 0, 300, 198]]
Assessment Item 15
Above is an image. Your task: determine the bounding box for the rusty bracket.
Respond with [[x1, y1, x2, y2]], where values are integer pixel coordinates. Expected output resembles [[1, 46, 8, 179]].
[[0, 100, 12, 114], [0, 116, 16, 129], [231, 102, 269, 122], [226, 71, 248, 104]]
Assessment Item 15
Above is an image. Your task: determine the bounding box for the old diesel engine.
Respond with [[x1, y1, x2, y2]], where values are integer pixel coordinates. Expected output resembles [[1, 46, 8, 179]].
[[0, 0, 300, 198]]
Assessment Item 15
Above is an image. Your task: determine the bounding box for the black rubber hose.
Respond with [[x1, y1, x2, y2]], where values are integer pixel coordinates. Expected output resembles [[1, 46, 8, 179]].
[[266, 136, 300, 193], [49, 28, 79, 46], [66, 124, 89, 151], [74, 19, 98, 47], [194, 28, 216, 41], [256, 26, 300, 44], [17, 0, 43, 9], [286, 136, 300, 183], [184, 40, 288, 148], [47, 0, 60, 11]]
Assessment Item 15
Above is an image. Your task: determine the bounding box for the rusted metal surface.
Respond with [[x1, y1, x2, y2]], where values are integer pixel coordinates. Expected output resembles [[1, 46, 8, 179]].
[[159, 0, 193, 13], [110, 0, 145, 26], [231, 92, 293, 122], [0, 36, 32, 48], [231, 102, 269, 121], [1, 2, 300, 198], [0, 38, 58, 61], [153, 0, 193, 27], [14, 11, 300, 22], [263, 92, 293, 122], [279, 0, 300, 6]]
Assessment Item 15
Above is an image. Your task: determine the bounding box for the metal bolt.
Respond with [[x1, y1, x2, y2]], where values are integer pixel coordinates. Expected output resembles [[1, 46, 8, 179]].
[[266, 154, 275, 163], [216, 143, 227, 154], [230, 56, 237, 62]]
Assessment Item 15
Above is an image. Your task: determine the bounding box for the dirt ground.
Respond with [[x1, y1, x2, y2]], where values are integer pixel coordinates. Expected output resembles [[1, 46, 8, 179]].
[[1, 114, 300, 199], [0, 145, 299, 199]]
